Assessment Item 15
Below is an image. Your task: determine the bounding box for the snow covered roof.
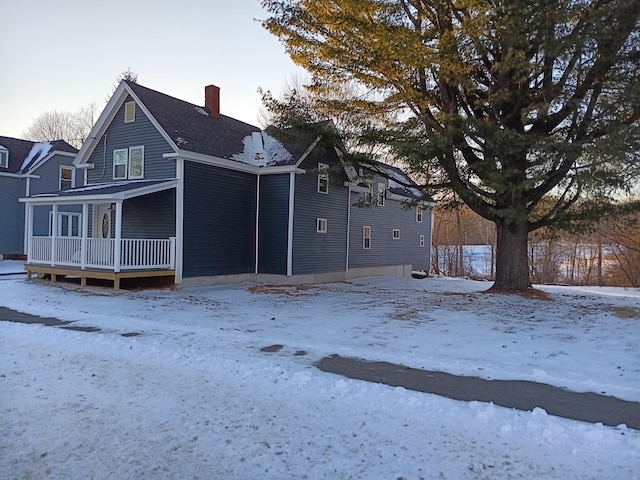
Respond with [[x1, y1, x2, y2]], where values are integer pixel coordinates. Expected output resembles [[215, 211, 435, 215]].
[[0, 135, 77, 174]]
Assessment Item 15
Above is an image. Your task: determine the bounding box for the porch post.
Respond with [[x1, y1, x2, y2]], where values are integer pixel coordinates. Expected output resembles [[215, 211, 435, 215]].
[[50, 203, 58, 266], [114, 201, 123, 273], [81, 203, 88, 270]]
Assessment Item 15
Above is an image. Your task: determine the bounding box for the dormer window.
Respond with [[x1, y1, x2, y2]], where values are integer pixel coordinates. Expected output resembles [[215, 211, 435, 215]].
[[317, 163, 329, 194], [124, 101, 136, 123], [0, 146, 8, 168], [377, 183, 386, 206]]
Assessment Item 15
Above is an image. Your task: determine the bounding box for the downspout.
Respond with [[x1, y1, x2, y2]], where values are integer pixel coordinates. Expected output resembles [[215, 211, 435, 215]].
[[429, 205, 435, 274], [255, 174, 260, 274], [286, 172, 295, 276]]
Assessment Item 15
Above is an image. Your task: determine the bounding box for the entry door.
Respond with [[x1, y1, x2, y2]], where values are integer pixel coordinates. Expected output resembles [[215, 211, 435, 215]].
[[94, 205, 112, 239]]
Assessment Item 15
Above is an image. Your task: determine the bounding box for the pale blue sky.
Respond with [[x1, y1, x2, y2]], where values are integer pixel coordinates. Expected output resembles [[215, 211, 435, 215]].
[[0, 0, 302, 138]]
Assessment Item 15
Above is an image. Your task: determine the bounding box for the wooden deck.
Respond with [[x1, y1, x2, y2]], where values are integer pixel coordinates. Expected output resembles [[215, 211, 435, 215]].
[[24, 264, 175, 290]]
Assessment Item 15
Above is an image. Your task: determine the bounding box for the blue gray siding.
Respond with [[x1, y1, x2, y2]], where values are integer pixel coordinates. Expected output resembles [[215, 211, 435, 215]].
[[122, 189, 176, 239], [87, 97, 175, 184], [291, 152, 349, 275], [0, 176, 25, 254], [258, 174, 289, 274], [349, 179, 431, 271], [183, 162, 256, 277]]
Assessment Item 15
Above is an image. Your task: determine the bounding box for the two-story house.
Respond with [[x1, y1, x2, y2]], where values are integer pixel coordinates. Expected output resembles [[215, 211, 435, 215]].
[[0, 136, 77, 258], [21, 81, 433, 288]]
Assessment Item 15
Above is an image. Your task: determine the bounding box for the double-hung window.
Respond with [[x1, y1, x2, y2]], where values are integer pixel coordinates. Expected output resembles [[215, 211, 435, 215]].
[[317, 218, 328, 233], [393, 229, 400, 239], [113, 146, 144, 180], [363, 226, 371, 249], [416, 205, 423, 222], [420, 235, 425, 247], [60, 166, 73, 190], [317, 163, 329, 194]]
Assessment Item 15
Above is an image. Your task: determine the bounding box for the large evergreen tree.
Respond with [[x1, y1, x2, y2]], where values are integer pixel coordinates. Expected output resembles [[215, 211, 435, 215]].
[[262, 0, 640, 291]]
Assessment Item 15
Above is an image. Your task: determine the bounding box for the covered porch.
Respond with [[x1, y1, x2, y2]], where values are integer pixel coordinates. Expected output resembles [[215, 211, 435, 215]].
[[20, 180, 178, 289]]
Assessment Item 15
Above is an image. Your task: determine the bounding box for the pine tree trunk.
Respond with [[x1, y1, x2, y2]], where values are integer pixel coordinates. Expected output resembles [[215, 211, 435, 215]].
[[490, 219, 532, 291]]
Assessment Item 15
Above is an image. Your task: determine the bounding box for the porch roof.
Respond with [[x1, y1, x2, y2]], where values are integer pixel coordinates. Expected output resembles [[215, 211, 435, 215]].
[[20, 179, 178, 205]]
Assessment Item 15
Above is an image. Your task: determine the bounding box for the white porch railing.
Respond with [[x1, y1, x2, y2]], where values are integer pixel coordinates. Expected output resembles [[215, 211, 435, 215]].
[[28, 236, 176, 272]]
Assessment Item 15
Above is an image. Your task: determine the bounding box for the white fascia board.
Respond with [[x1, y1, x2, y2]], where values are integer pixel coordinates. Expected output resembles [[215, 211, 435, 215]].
[[387, 191, 436, 207], [25, 151, 76, 175], [0, 172, 39, 179], [345, 182, 370, 193], [294, 135, 323, 168], [120, 179, 178, 199], [73, 82, 129, 168], [74, 82, 179, 168], [19, 180, 178, 205], [165, 151, 302, 175]]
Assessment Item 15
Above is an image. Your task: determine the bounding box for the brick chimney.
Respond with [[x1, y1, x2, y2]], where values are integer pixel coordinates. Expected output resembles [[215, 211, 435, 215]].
[[205, 84, 220, 117]]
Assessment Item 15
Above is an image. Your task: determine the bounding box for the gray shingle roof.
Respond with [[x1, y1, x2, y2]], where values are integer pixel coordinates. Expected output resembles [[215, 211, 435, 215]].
[[0, 136, 77, 174], [125, 81, 261, 160]]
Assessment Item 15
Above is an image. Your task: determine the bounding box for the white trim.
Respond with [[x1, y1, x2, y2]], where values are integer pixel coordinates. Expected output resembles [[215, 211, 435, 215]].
[[293, 135, 322, 167], [19, 179, 178, 205], [114, 202, 123, 272], [175, 159, 184, 284], [287, 172, 295, 276], [23, 177, 31, 254], [0, 171, 39, 179], [255, 174, 260, 274], [164, 150, 304, 176], [345, 184, 351, 271]]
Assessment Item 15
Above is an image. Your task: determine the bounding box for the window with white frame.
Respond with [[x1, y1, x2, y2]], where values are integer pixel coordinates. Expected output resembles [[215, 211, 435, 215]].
[[317, 162, 329, 194], [393, 229, 400, 239], [124, 101, 136, 123], [363, 226, 371, 249], [377, 183, 385, 206], [0, 146, 8, 168], [49, 212, 81, 237], [420, 235, 425, 247], [60, 166, 73, 191], [416, 205, 423, 222], [317, 218, 328, 233], [113, 146, 144, 180], [364, 180, 372, 205]]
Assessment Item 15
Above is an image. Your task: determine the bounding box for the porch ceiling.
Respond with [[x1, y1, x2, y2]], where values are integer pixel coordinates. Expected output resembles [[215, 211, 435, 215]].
[[19, 179, 178, 205]]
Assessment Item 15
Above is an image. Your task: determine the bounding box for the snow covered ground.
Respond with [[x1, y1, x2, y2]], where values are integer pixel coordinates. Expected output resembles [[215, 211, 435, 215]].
[[1, 259, 639, 479]]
